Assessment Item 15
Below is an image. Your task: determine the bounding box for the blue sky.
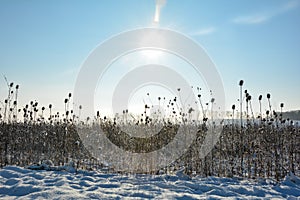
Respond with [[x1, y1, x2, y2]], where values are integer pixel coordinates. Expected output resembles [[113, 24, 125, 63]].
[[0, 0, 300, 116]]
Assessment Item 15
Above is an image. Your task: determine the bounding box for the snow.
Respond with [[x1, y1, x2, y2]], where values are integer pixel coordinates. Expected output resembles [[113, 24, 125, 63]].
[[0, 166, 299, 199]]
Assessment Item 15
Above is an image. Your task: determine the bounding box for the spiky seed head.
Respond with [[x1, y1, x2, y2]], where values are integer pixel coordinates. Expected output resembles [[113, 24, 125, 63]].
[[177, 88, 180, 92], [16, 85, 19, 90], [158, 97, 161, 101], [259, 95, 262, 101], [239, 80, 244, 86], [49, 104, 52, 109], [247, 95, 251, 101], [79, 105, 82, 110], [198, 94, 201, 98], [211, 98, 215, 103], [4, 99, 8, 104], [232, 104, 235, 110], [13, 100, 17, 105], [9, 82, 14, 87], [64, 99, 68, 104], [280, 103, 284, 108], [266, 110, 270, 115], [68, 93, 72, 98], [34, 102, 38, 107], [42, 107, 45, 111], [267, 93, 271, 99]]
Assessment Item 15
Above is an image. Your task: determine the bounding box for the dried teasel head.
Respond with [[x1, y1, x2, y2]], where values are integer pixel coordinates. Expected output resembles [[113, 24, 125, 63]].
[[280, 103, 284, 108], [232, 104, 235, 110], [267, 93, 271, 99], [239, 80, 244, 86], [247, 95, 251, 101], [259, 95, 262, 101], [64, 99, 68, 104]]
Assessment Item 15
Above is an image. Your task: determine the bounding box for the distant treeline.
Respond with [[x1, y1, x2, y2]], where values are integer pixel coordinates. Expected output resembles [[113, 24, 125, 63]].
[[283, 110, 300, 121]]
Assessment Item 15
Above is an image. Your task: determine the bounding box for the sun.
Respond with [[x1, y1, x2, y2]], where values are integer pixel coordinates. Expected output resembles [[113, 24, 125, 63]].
[[140, 49, 163, 62]]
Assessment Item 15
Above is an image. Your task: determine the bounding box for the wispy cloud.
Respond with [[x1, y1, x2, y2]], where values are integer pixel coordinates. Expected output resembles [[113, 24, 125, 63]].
[[283, 0, 300, 11], [190, 27, 216, 36], [233, 15, 270, 25], [233, 0, 299, 25]]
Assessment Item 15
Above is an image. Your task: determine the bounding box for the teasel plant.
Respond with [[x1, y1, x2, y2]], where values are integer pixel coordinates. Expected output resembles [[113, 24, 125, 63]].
[[245, 90, 249, 124], [14, 84, 19, 122], [280, 103, 284, 122], [197, 87, 207, 123], [49, 104, 52, 121], [267, 93, 272, 118], [258, 95, 263, 123], [64, 94, 72, 122], [239, 80, 244, 129], [238, 79, 244, 176], [3, 76, 13, 122], [247, 95, 255, 124]]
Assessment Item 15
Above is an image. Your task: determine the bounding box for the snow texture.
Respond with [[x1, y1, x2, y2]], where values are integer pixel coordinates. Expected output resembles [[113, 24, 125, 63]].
[[0, 166, 299, 199]]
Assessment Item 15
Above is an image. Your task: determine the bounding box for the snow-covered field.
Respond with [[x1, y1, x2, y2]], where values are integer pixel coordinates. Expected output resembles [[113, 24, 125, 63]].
[[0, 166, 299, 199]]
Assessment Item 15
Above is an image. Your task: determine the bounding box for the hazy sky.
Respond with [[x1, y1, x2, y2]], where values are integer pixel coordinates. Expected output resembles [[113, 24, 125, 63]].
[[0, 0, 299, 116]]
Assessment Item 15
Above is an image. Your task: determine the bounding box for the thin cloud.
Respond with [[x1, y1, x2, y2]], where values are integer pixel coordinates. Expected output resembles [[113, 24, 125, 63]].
[[190, 27, 216, 36], [283, 0, 300, 11], [233, 15, 269, 24], [233, 14, 272, 24], [233, 0, 299, 25]]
